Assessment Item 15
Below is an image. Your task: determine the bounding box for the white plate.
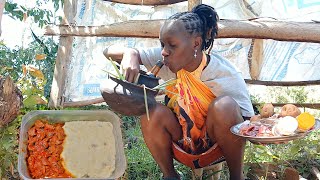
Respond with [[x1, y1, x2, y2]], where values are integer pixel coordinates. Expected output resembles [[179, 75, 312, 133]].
[[230, 119, 320, 144]]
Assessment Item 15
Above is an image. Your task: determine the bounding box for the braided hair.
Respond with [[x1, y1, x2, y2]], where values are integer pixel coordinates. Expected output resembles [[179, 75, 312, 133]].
[[168, 4, 219, 51]]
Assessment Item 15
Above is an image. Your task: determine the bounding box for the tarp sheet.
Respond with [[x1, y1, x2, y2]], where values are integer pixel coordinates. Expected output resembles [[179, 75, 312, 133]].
[[64, 0, 320, 102]]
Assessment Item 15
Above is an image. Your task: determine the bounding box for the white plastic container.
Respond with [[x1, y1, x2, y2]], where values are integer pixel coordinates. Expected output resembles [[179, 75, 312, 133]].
[[18, 110, 126, 180]]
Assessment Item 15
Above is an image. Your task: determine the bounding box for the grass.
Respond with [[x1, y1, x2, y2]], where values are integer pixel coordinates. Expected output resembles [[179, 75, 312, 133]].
[[120, 115, 193, 180], [0, 116, 21, 179], [0, 105, 319, 179], [123, 124, 162, 179]]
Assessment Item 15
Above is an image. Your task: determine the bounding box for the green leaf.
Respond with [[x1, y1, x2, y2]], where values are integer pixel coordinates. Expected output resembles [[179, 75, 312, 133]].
[[109, 58, 124, 80], [46, 12, 51, 21], [23, 95, 37, 108], [290, 145, 300, 155], [39, 10, 44, 18], [5, 2, 17, 12], [1, 134, 14, 151], [23, 95, 47, 108], [20, 5, 27, 11], [2, 140, 13, 150], [6, 125, 17, 135], [255, 144, 267, 150], [34, 14, 39, 23]]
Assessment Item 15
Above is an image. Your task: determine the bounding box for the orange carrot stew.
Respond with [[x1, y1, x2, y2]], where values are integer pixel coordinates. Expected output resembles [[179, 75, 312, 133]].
[[27, 120, 73, 178]]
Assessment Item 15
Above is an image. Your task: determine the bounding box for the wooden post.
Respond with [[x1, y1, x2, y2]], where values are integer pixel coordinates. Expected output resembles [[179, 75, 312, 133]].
[[248, 39, 264, 80], [49, 0, 77, 108], [188, 0, 201, 11]]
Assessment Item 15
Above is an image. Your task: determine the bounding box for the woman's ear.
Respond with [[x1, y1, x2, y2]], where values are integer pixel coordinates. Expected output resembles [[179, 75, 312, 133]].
[[193, 36, 202, 50]]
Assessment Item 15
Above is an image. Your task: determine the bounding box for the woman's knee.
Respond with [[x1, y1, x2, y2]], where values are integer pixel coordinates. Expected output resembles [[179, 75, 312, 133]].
[[141, 104, 170, 124], [140, 103, 181, 131], [207, 96, 242, 123], [140, 103, 182, 140], [210, 96, 239, 111]]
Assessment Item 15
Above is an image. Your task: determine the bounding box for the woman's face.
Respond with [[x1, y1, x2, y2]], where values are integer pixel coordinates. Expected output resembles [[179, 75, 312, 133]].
[[159, 20, 201, 73]]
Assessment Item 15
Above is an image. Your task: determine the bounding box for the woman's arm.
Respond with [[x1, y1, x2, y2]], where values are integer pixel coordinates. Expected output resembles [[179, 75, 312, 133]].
[[103, 45, 142, 82], [103, 45, 142, 64]]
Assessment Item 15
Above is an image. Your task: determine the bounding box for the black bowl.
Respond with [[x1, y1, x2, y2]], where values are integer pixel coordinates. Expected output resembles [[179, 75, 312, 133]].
[[101, 76, 159, 116], [137, 71, 160, 89]]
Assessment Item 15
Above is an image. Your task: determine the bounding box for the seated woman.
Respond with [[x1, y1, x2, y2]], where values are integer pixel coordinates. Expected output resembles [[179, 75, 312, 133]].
[[104, 4, 254, 180]]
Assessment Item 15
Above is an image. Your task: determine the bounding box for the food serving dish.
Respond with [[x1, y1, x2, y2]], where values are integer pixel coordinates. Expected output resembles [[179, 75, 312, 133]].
[[18, 110, 126, 180], [100, 76, 159, 116], [230, 119, 320, 144], [137, 70, 160, 89]]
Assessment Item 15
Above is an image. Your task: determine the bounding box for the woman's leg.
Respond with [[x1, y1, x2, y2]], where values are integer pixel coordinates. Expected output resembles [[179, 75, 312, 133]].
[[140, 103, 182, 179], [206, 96, 246, 180]]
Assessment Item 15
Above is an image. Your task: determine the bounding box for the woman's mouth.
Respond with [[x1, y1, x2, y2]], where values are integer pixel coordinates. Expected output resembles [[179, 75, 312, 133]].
[[163, 59, 175, 72], [163, 60, 169, 67], [166, 64, 175, 72]]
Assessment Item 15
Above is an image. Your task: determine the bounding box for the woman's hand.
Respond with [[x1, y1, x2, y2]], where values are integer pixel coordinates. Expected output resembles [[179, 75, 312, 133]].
[[121, 48, 141, 83], [103, 46, 142, 83]]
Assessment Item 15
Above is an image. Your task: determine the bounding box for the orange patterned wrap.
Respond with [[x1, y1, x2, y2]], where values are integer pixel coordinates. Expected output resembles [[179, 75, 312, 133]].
[[166, 52, 224, 168]]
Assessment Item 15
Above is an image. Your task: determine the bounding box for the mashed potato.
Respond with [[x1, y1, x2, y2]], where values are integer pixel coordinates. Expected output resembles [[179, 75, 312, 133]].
[[61, 121, 116, 178]]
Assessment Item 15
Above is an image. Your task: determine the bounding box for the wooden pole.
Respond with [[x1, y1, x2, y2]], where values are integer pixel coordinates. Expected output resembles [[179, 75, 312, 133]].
[[63, 97, 105, 107], [45, 19, 320, 43], [45, 20, 162, 38], [188, 0, 201, 11], [244, 79, 320, 86], [49, 0, 77, 108], [252, 103, 320, 109], [248, 39, 264, 80]]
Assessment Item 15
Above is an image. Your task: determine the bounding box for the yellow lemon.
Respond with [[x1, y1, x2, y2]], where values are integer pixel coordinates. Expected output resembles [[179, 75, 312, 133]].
[[296, 112, 315, 131]]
